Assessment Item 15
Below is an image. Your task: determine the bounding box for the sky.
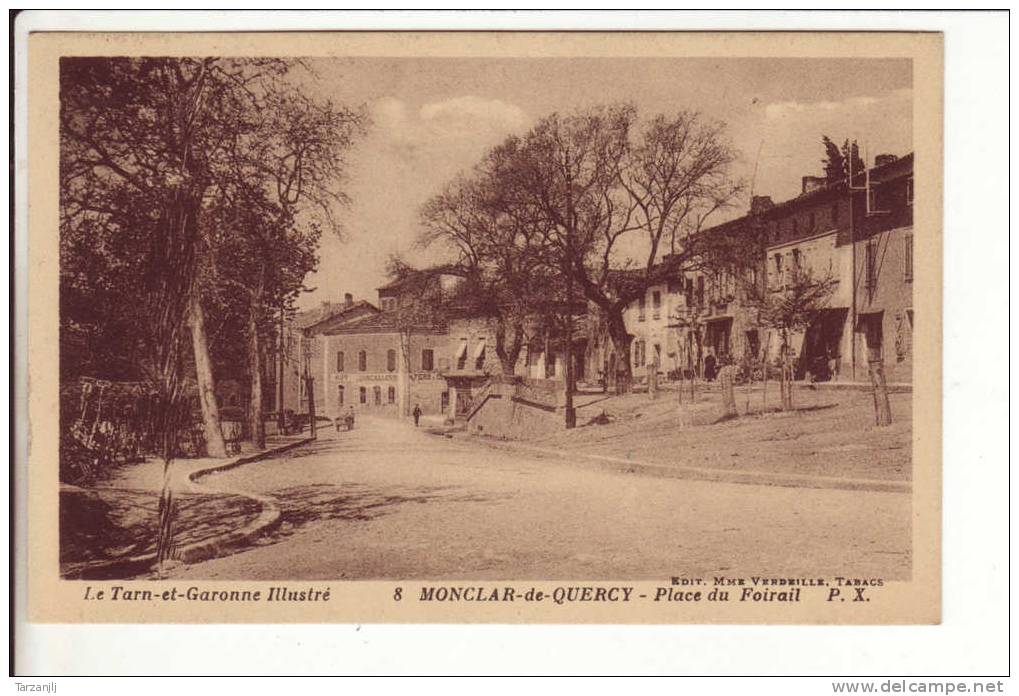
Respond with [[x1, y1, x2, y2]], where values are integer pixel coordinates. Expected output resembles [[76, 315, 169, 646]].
[[295, 57, 912, 311]]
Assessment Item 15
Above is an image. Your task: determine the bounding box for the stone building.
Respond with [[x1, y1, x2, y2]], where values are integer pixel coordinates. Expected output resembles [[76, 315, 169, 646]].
[[759, 153, 914, 383], [319, 313, 450, 420], [267, 293, 379, 418], [318, 265, 587, 423], [585, 151, 914, 385]]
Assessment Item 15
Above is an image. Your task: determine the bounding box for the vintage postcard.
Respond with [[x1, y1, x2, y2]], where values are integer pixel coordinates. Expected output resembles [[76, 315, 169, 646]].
[[21, 30, 943, 624]]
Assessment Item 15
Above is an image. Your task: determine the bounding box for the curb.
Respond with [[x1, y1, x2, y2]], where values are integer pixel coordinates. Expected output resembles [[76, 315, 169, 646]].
[[453, 435, 911, 494], [64, 437, 314, 579], [176, 437, 314, 564]]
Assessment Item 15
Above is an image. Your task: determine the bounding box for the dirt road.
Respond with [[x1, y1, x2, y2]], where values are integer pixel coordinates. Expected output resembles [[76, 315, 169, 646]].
[[170, 415, 911, 581]]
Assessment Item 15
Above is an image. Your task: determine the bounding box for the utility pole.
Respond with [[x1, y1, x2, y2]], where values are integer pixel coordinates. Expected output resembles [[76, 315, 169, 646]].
[[847, 144, 867, 382], [277, 303, 286, 434], [849, 182, 857, 381], [562, 148, 577, 429], [564, 269, 577, 429], [303, 354, 317, 440]]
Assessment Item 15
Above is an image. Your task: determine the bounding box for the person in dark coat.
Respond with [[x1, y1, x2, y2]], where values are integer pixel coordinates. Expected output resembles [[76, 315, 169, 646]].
[[412, 404, 423, 427], [704, 352, 718, 381]]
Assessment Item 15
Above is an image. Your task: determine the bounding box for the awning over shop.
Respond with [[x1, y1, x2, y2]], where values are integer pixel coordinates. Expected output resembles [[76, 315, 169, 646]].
[[473, 338, 487, 359]]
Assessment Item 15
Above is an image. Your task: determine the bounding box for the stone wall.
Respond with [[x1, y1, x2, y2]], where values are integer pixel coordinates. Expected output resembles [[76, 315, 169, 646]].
[[464, 377, 562, 439]]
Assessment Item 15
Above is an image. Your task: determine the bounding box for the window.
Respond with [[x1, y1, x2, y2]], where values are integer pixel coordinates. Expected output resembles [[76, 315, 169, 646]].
[[387, 386, 396, 404], [373, 386, 382, 406], [906, 177, 914, 206], [474, 339, 487, 371], [386, 349, 396, 372], [381, 297, 395, 312], [336, 351, 344, 372], [865, 240, 879, 291], [358, 350, 367, 371], [685, 278, 694, 306], [773, 254, 784, 288], [904, 233, 913, 281], [746, 265, 759, 292], [421, 348, 434, 371], [867, 185, 888, 214], [637, 295, 646, 321], [359, 386, 367, 404], [652, 290, 661, 319], [791, 248, 802, 283], [337, 385, 344, 406]]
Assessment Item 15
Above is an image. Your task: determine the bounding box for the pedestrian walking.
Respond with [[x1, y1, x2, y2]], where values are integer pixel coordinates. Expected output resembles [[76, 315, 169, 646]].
[[412, 403, 422, 427], [345, 406, 355, 431]]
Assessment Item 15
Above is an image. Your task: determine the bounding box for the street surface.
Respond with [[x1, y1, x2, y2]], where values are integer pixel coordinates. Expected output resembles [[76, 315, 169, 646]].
[[170, 416, 911, 581]]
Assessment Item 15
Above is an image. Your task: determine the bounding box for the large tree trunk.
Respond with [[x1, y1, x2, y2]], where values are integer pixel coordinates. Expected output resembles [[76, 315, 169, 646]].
[[494, 320, 524, 376], [605, 307, 633, 394], [248, 298, 266, 450], [719, 363, 737, 418], [780, 332, 794, 411], [152, 190, 202, 569], [869, 358, 892, 426], [189, 291, 227, 458]]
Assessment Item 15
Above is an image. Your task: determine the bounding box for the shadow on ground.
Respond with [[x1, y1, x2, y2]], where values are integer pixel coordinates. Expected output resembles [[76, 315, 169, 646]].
[[257, 483, 501, 545], [60, 488, 261, 579]]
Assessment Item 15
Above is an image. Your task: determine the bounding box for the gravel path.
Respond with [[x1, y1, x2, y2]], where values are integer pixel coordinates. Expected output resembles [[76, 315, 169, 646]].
[[169, 416, 912, 581]]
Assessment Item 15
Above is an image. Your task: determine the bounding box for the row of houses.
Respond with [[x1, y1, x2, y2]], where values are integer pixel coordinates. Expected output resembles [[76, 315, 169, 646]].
[[269, 152, 914, 423], [269, 272, 582, 423], [590, 152, 914, 387]]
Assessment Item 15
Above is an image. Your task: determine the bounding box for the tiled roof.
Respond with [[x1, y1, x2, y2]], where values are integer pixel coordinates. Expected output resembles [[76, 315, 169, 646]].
[[294, 300, 378, 330], [322, 311, 447, 335]]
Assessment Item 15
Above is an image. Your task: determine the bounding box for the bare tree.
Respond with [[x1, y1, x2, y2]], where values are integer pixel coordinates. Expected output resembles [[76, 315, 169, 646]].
[[211, 84, 364, 449], [419, 168, 557, 375], [60, 57, 301, 459], [476, 105, 743, 393], [755, 267, 837, 411]]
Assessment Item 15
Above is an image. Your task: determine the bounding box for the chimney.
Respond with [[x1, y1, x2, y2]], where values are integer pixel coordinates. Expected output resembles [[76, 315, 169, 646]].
[[801, 176, 827, 195], [750, 195, 774, 215], [344, 292, 353, 306], [874, 153, 898, 168]]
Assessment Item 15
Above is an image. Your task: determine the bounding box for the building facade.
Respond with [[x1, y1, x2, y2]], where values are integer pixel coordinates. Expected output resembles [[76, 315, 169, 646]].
[[317, 266, 587, 422], [268, 294, 380, 418], [759, 153, 914, 383], [587, 152, 914, 385], [321, 315, 450, 420]]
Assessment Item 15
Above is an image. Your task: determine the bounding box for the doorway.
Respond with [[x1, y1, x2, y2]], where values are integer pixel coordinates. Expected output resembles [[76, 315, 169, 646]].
[[856, 311, 884, 361]]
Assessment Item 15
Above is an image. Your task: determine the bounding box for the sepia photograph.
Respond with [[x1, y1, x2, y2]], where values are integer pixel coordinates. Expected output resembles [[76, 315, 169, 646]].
[[19, 28, 945, 627], [57, 51, 918, 580]]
